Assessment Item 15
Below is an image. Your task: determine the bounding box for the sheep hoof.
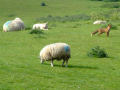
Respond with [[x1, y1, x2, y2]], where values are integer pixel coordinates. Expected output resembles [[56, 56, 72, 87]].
[[41, 60, 43, 64], [51, 63, 54, 67], [51, 65, 53, 67]]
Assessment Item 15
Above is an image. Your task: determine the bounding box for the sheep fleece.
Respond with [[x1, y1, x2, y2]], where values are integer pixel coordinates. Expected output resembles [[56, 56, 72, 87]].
[[40, 43, 71, 61]]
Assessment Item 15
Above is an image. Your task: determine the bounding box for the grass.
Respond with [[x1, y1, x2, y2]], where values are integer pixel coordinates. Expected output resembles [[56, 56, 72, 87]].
[[0, 0, 120, 90]]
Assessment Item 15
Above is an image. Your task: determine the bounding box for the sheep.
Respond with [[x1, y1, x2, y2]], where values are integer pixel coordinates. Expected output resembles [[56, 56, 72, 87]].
[[3, 17, 25, 32], [40, 43, 71, 67], [32, 22, 48, 30], [93, 20, 106, 24]]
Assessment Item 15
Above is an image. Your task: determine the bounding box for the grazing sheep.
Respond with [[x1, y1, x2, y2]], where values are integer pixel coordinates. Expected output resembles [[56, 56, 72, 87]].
[[3, 17, 25, 32], [40, 43, 71, 67], [93, 20, 106, 24], [32, 22, 48, 30]]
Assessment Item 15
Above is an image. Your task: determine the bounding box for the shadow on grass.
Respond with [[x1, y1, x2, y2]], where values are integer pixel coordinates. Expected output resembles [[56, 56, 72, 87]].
[[68, 65, 98, 69], [43, 63, 98, 69], [25, 27, 32, 30]]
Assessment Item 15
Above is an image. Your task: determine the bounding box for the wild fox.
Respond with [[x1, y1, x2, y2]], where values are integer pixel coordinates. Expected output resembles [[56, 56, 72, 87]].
[[91, 24, 112, 37]]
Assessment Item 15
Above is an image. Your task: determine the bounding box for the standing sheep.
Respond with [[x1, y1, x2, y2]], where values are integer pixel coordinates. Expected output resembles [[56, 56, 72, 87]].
[[32, 22, 48, 30], [40, 43, 71, 67], [3, 17, 25, 32]]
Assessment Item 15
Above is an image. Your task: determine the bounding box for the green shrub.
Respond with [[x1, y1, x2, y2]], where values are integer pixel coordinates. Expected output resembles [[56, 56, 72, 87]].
[[29, 30, 43, 34], [87, 46, 108, 58], [25, 27, 31, 30], [41, 2, 46, 6]]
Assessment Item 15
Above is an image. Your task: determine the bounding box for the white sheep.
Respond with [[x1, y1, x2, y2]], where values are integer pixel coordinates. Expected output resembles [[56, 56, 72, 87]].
[[40, 43, 71, 67], [93, 20, 106, 24], [3, 17, 25, 32], [32, 22, 48, 30]]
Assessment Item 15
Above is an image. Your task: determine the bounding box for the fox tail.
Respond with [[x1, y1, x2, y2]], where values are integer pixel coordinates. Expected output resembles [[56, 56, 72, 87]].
[[91, 30, 98, 37]]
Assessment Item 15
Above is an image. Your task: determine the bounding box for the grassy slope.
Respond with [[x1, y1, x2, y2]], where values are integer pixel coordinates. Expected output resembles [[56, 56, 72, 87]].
[[0, 0, 120, 90]]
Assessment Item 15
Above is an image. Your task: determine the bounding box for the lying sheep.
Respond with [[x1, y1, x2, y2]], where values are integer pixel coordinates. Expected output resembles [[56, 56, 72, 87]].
[[3, 17, 25, 32], [32, 22, 48, 30], [93, 20, 106, 24], [40, 43, 71, 67]]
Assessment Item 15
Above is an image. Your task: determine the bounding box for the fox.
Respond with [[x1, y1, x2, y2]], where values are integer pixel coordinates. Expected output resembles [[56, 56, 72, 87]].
[[91, 24, 112, 37]]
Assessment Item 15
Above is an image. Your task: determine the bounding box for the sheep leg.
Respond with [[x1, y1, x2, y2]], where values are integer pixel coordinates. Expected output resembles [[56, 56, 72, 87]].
[[65, 60, 68, 67], [51, 60, 54, 67], [62, 60, 65, 67], [40, 59, 44, 64]]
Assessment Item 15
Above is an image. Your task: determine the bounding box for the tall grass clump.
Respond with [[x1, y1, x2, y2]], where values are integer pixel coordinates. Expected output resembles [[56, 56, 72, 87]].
[[102, 3, 120, 8], [90, 8, 120, 21], [110, 11, 120, 20], [87, 46, 108, 58], [90, 12, 106, 20]]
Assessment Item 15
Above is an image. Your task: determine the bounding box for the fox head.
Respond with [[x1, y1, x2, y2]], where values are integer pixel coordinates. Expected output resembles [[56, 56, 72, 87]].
[[108, 24, 112, 28]]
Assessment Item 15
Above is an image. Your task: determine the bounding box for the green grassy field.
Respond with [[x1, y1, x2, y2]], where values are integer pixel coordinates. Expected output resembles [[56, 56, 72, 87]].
[[0, 0, 120, 90]]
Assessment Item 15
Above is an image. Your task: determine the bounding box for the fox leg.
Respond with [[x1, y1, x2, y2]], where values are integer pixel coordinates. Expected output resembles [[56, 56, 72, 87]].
[[91, 33, 93, 37], [107, 32, 109, 37], [98, 32, 103, 36]]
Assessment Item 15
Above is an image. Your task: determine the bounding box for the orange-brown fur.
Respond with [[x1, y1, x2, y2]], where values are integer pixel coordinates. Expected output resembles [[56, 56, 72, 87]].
[[91, 24, 112, 37]]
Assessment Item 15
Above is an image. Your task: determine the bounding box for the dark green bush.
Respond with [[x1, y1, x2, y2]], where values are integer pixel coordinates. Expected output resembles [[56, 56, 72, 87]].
[[87, 46, 108, 58], [30, 30, 43, 34], [25, 27, 31, 30], [41, 2, 46, 6]]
